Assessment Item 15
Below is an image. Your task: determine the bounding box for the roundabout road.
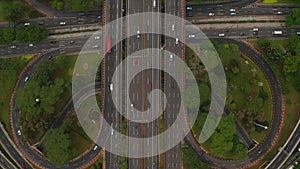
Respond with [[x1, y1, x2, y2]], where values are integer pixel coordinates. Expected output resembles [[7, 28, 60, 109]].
[[185, 38, 285, 169], [9, 49, 103, 169]]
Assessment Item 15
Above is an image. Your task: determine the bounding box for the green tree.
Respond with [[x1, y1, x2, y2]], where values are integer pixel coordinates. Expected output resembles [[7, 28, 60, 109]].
[[288, 35, 300, 55], [15, 24, 48, 43], [2, 26, 15, 44], [286, 8, 300, 26], [44, 125, 73, 165], [1, 1, 27, 22], [16, 25, 28, 43], [257, 38, 285, 61], [283, 56, 300, 75], [182, 145, 210, 169], [207, 113, 236, 157]]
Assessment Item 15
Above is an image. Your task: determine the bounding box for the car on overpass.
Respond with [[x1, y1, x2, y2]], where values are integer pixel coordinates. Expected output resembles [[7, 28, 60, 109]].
[[107, 36, 111, 53]]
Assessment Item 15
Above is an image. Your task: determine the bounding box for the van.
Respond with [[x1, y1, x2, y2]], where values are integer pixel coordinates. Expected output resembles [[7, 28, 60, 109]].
[[153, 0, 156, 8], [169, 54, 173, 61]]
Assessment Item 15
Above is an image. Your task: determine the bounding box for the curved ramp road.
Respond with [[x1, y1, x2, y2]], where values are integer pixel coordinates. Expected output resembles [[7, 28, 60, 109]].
[[185, 38, 284, 169], [9, 49, 103, 169]]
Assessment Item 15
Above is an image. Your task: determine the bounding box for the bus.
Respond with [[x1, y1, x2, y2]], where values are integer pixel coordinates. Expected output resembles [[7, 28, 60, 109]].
[[107, 36, 111, 53]]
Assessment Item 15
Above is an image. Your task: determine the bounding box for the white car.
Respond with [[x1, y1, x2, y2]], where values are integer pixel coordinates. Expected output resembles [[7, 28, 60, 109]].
[[169, 54, 173, 61], [24, 76, 29, 82], [24, 22, 30, 26], [92, 45, 99, 48], [218, 33, 225, 37], [93, 145, 98, 150], [175, 38, 179, 45], [17, 130, 21, 136], [29, 43, 34, 47], [137, 30, 140, 38], [111, 129, 114, 135], [276, 11, 282, 15], [209, 13, 214, 16], [110, 83, 113, 91], [253, 27, 259, 32], [230, 9, 236, 12], [94, 36, 100, 40], [188, 34, 195, 38], [130, 103, 134, 111], [230, 12, 236, 16], [10, 45, 16, 49], [60, 22, 66, 25], [171, 24, 175, 31], [186, 7, 192, 11]]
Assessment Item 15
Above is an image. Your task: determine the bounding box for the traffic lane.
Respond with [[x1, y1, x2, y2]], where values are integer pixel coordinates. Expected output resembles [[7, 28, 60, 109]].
[[186, 0, 256, 9], [0, 153, 15, 169], [0, 129, 32, 169], [268, 124, 300, 168], [0, 17, 101, 30], [0, 38, 90, 58], [187, 6, 294, 17], [105, 0, 123, 167], [164, 72, 182, 169], [144, 0, 160, 167], [186, 27, 300, 39], [127, 1, 143, 168]]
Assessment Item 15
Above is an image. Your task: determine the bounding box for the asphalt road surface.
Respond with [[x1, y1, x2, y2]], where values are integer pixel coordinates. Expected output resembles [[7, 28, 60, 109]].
[[126, 0, 161, 168], [163, 0, 184, 168], [1, 27, 300, 57], [0, 126, 30, 169], [267, 120, 300, 169], [0, 150, 16, 169], [103, 0, 123, 168]]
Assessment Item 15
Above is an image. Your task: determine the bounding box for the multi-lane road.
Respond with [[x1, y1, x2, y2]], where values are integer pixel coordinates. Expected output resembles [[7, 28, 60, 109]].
[[163, 0, 185, 168], [126, 0, 160, 168], [103, 0, 123, 168]]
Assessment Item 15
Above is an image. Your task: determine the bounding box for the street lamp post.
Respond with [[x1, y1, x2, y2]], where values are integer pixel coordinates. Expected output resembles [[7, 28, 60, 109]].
[[254, 122, 268, 130]]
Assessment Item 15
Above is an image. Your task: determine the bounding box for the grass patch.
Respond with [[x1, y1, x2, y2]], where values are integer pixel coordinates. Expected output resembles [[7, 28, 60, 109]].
[[263, 0, 300, 4], [70, 130, 91, 158]]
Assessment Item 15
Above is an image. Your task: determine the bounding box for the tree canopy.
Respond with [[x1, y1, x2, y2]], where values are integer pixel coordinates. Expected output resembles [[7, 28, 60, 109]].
[[0, 1, 27, 23], [44, 125, 73, 166], [286, 8, 300, 26]]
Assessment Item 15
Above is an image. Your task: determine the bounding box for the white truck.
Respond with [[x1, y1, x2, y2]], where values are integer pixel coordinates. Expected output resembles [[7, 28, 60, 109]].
[[273, 30, 283, 35]]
